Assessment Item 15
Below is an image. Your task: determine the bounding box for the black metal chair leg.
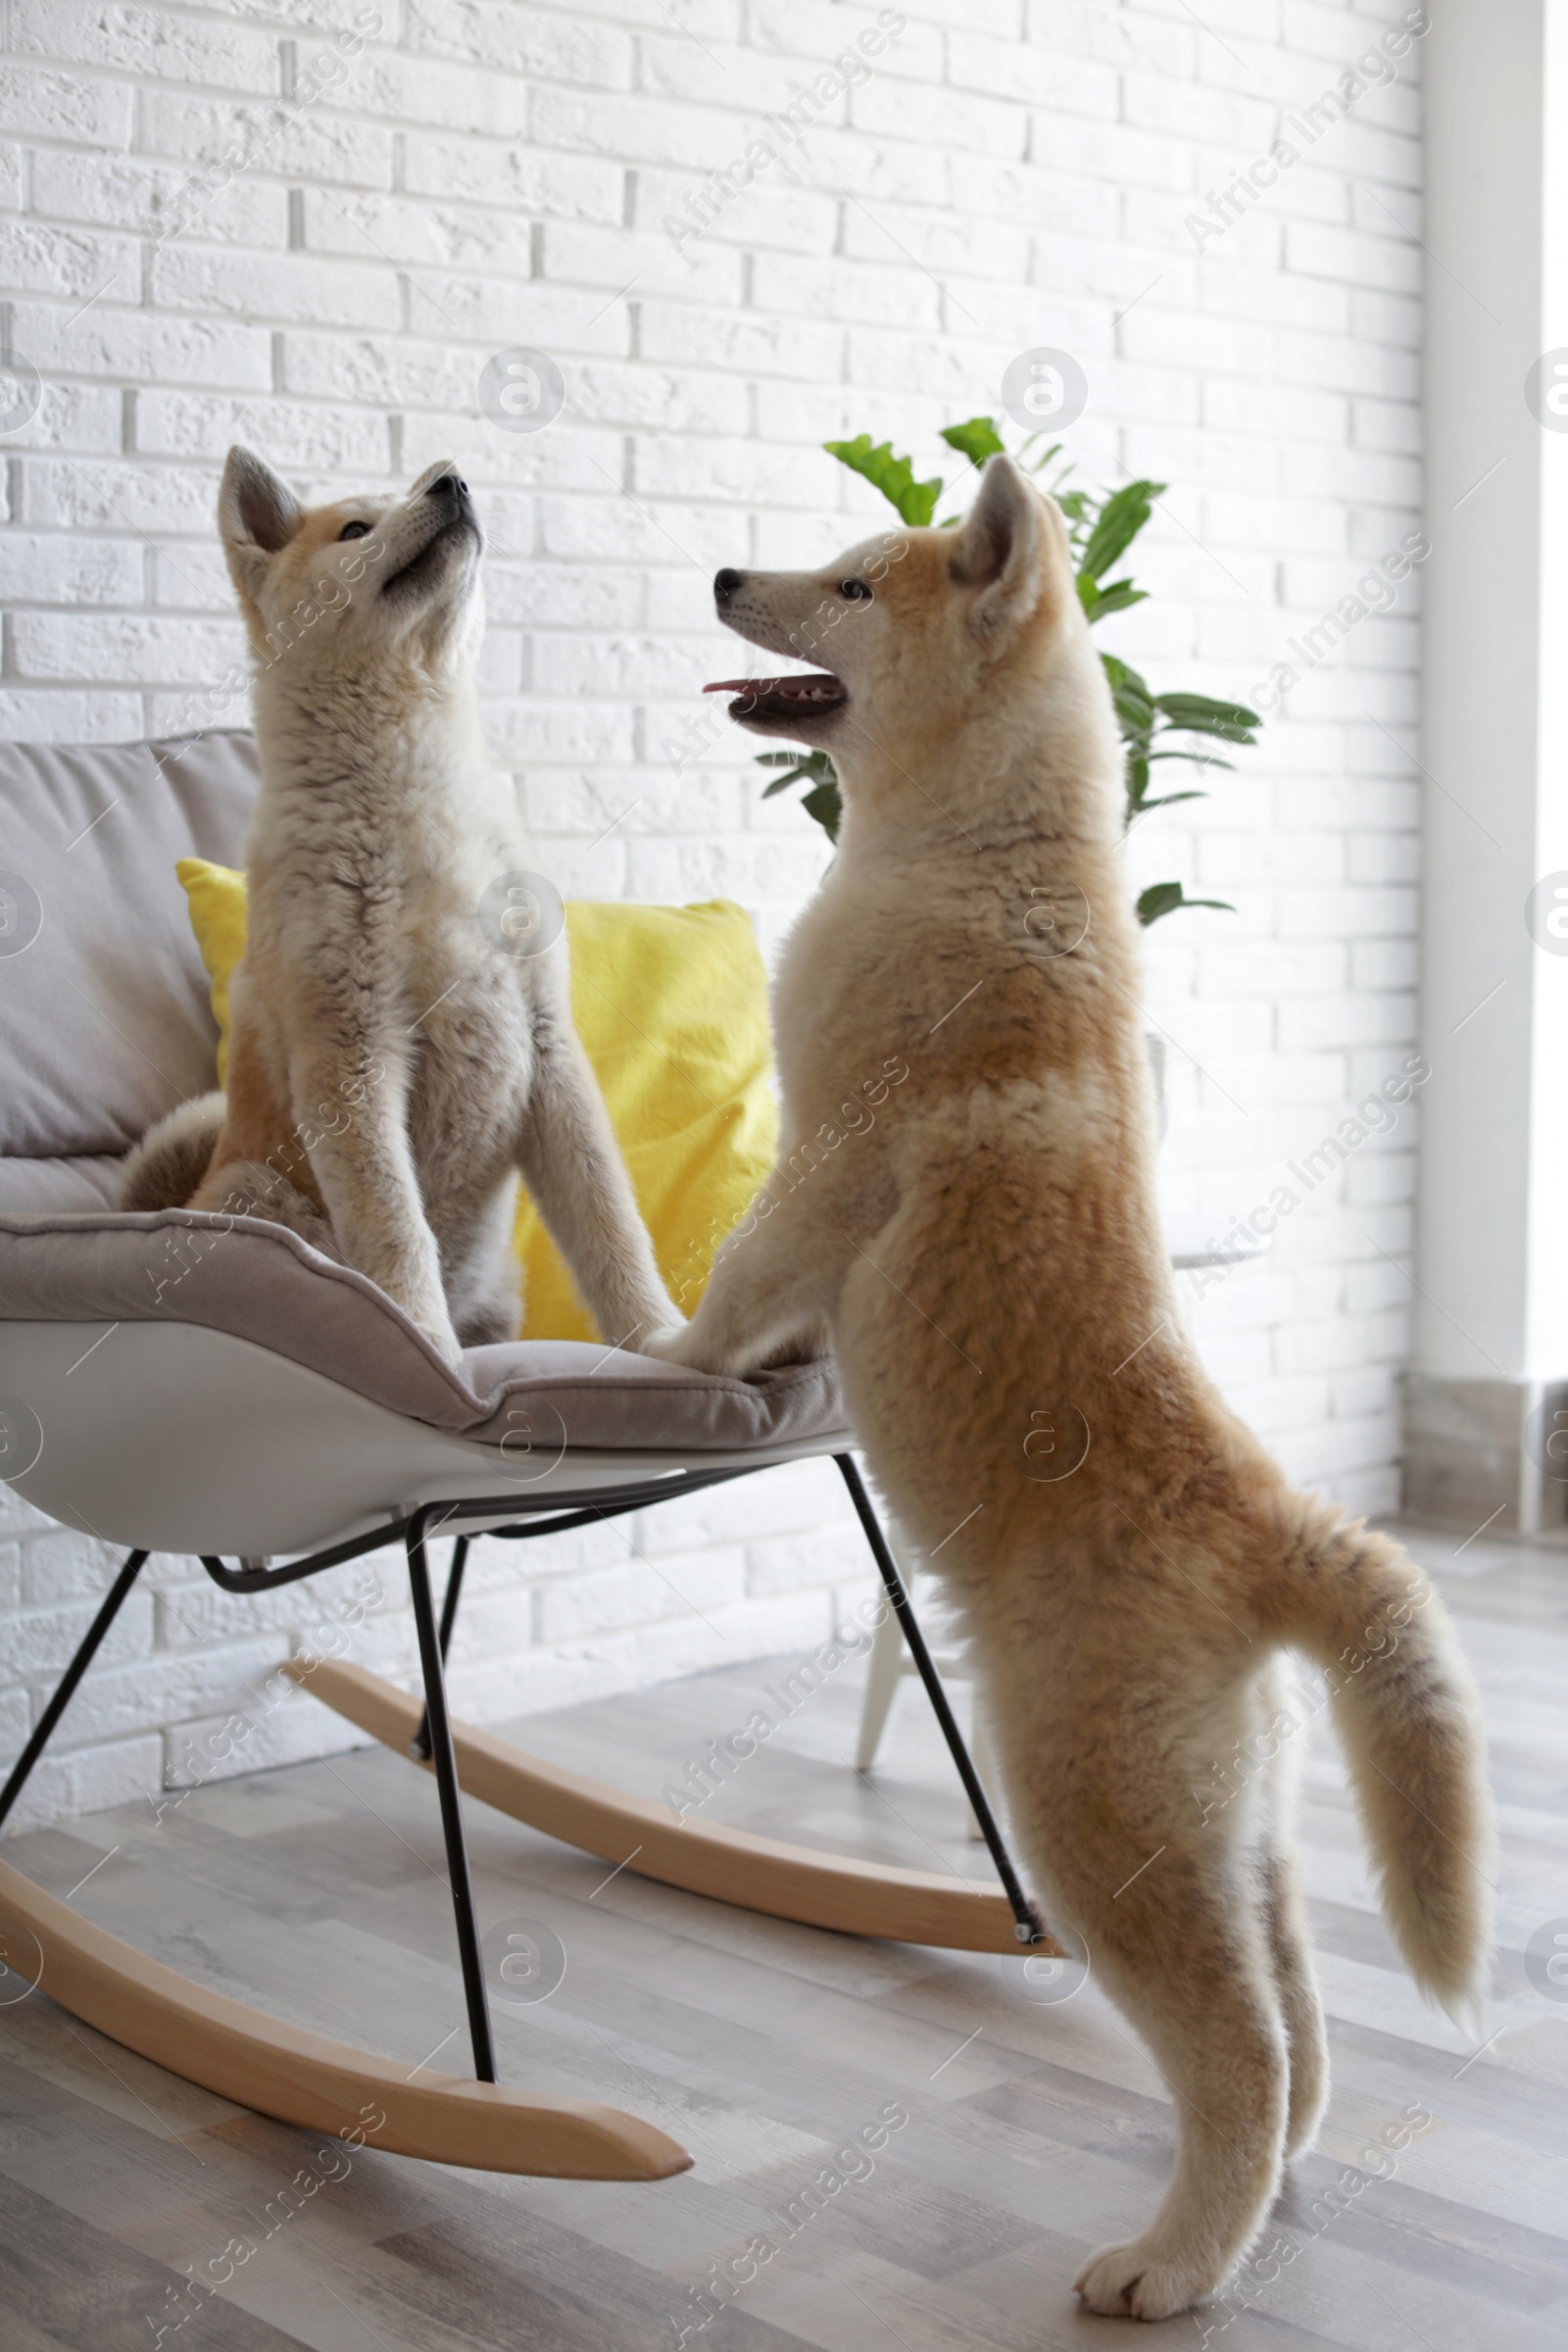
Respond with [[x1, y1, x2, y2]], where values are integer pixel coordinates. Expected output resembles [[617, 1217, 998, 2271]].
[[410, 1535, 469, 1764], [835, 1455, 1044, 1946], [406, 1511, 496, 2082], [0, 1550, 148, 1831], [437, 1535, 470, 1655]]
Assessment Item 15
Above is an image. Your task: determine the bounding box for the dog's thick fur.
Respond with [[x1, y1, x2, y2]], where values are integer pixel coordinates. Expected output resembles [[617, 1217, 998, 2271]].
[[652, 457, 1494, 2319], [122, 449, 681, 1364]]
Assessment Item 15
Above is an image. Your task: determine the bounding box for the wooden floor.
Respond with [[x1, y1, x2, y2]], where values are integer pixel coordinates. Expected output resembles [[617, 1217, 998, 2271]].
[[1, 1522, 1565, 2349]]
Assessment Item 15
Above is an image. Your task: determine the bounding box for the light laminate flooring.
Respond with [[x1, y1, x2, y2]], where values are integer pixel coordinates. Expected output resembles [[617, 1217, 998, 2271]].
[[1, 1522, 1565, 2349]]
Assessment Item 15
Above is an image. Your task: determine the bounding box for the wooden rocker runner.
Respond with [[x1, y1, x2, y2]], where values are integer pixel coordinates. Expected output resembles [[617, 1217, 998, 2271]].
[[0, 729, 1051, 2186], [281, 1458, 1045, 1959], [0, 1435, 1053, 2146], [0, 1463, 1050, 2184]]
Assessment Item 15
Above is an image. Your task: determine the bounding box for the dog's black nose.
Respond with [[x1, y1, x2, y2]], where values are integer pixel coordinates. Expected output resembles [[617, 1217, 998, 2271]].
[[427, 473, 469, 504], [713, 567, 743, 604]]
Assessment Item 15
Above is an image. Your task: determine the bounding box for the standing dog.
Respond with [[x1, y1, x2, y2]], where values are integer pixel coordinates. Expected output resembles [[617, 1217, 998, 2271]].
[[122, 449, 681, 1366], [652, 456, 1493, 2319]]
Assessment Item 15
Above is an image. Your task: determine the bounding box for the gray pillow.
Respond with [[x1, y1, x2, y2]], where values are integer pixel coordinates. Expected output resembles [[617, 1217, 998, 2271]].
[[0, 730, 257, 1168]]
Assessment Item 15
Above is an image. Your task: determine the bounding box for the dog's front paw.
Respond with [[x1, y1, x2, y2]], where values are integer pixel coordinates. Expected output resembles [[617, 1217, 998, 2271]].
[[636, 1322, 709, 1367], [1074, 2236, 1217, 2323], [639, 1321, 751, 1376]]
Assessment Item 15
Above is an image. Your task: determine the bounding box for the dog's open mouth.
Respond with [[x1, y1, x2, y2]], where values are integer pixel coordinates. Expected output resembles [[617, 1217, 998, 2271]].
[[704, 672, 848, 730]]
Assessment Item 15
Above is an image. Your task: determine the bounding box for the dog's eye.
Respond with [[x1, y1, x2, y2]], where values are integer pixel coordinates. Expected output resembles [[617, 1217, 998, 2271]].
[[838, 577, 872, 601], [337, 520, 369, 541]]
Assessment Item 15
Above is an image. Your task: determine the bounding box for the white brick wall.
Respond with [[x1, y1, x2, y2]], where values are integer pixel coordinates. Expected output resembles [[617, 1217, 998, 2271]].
[[0, 0, 1427, 1829]]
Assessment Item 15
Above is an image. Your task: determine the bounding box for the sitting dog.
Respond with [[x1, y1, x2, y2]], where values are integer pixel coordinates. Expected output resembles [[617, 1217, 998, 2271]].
[[651, 456, 1493, 2319], [122, 449, 682, 1366]]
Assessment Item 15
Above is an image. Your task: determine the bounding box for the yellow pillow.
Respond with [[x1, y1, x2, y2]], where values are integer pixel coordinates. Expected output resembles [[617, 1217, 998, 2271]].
[[175, 858, 777, 1341], [177, 856, 249, 1088]]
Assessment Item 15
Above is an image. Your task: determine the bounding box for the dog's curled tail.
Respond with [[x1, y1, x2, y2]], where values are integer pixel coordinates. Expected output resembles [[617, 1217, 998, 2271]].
[[118, 1093, 223, 1211], [1276, 1496, 1493, 2023]]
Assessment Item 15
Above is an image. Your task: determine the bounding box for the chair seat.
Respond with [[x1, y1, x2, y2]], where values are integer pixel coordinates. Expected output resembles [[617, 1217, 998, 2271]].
[[0, 1206, 841, 1447], [0, 1156, 125, 1212], [0, 1207, 848, 1554]]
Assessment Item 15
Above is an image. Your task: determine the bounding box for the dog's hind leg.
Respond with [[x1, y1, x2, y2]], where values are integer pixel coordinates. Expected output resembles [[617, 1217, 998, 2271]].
[[190, 1157, 342, 1259], [1070, 1850, 1289, 2322], [1250, 1669, 1328, 2159], [1260, 1839, 1328, 2160], [453, 1274, 521, 1348], [443, 1180, 523, 1349]]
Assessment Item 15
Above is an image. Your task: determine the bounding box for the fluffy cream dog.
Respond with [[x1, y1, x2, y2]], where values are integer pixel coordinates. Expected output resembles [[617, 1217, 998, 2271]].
[[122, 450, 681, 1365], [651, 456, 1493, 2320]]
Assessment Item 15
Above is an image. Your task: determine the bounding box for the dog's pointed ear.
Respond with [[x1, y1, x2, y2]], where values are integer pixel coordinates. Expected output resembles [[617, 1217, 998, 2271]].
[[949, 454, 1048, 637], [219, 447, 300, 593]]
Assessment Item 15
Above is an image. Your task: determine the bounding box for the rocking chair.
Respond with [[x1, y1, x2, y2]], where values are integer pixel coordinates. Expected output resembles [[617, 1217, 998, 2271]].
[[0, 729, 1049, 2185]]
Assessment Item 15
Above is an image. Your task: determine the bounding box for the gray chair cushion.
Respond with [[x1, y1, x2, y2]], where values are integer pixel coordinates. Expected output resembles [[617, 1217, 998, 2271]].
[[0, 730, 256, 1182], [0, 1209, 846, 1451], [0, 1156, 125, 1212]]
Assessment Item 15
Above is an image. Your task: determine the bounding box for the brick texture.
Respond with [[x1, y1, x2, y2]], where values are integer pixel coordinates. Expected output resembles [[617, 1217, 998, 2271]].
[[0, 0, 1425, 1828]]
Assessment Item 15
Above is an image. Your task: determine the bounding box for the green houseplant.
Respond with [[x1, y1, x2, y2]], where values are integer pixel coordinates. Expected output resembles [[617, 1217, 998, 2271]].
[[757, 416, 1261, 927]]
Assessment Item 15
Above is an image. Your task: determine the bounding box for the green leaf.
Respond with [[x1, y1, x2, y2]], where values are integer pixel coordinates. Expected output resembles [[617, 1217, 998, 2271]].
[[1152, 691, 1260, 725], [802, 774, 843, 841], [823, 435, 942, 526], [1101, 650, 1151, 694], [1078, 479, 1164, 584], [755, 747, 836, 798], [1102, 653, 1154, 739], [1136, 881, 1235, 927], [755, 748, 842, 839], [939, 415, 1006, 468], [1079, 578, 1149, 624], [1152, 692, 1259, 744], [1135, 789, 1209, 813]]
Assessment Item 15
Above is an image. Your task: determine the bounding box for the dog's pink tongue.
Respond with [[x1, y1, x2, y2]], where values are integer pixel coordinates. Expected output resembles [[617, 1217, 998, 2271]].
[[704, 678, 775, 693]]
